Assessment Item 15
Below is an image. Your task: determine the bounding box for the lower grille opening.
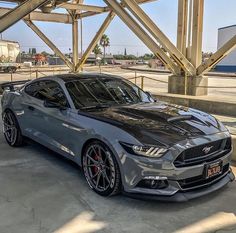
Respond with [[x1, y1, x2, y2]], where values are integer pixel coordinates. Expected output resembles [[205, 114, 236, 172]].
[[178, 164, 230, 190], [137, 179, 168, 189]]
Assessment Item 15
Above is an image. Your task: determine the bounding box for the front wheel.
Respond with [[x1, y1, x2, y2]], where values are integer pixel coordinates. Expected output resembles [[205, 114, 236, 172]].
[[82, 141, 121, 196], [2, 110, 24, 147]]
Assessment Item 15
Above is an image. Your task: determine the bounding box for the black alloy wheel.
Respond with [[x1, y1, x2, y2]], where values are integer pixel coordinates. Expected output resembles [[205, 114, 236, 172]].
[[2, 110, 24, 147], [82, 141, 121, 196]]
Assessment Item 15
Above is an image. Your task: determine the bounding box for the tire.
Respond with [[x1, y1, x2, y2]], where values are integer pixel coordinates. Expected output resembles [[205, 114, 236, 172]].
[[2, 110, 24, 147], [82, 140, 121, 197]]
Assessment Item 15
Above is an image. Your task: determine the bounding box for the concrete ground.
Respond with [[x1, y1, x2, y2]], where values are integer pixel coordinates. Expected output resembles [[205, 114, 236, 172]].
[[0, 110, 236, 233]]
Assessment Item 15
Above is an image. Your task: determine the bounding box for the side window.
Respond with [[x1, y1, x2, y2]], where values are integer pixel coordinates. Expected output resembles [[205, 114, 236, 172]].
[[25, 81, 69, 107], [25, 82, 40, 97]]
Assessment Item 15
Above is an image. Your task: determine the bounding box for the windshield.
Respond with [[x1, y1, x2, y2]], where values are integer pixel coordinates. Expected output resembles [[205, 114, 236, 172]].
[[65, 77, 154, 109]]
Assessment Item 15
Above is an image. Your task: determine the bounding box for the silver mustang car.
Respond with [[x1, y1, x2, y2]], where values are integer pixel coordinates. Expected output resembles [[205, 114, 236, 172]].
[[1, 73, 235, 201]]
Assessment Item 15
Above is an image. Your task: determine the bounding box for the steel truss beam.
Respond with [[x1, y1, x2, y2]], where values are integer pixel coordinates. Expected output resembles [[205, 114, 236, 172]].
[[59, 3, 109, 13], [75, 11, 115, 71], [77, 0, 157, 19], [177, 0, 188, 56], [68, 0, 82, 71], [197, 35, 236, 75], [24, 20, 73, 70], [0, 0, 49, 33], [123, 0, 195, 76], [60, 0, 156, 14], [78, 11, 105, 19], [75, 0, 159, 70], [0, 7, 73, 24], [191, 0, 204, 68], [104, 0, 179, 75], [72, 19, 79, 71]]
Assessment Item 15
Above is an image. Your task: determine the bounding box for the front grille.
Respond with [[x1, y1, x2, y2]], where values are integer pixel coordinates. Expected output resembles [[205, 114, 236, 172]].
[[178, 164, 230, 190], [174, 138, 231, 168]]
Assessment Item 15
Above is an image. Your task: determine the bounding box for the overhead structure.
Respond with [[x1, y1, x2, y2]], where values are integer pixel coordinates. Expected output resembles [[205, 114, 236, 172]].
[[0, 0, 235, 96], [0, 0, 50, 32]]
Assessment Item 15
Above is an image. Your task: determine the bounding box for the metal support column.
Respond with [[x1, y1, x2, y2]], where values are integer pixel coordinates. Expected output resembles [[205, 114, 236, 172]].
[[177, 0, 188, 56], [191, 0, 204, 68], [72, 19, 79, 71], [0, 0, 49, 33], [187, 0, 193, 60]]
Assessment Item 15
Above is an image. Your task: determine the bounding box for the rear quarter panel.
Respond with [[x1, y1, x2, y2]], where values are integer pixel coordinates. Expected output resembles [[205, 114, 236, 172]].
[[1, 90, 24, 115]]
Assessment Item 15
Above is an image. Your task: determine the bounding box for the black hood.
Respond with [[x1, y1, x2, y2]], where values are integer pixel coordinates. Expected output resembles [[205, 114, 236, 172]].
[[79, 102, 227, 147]]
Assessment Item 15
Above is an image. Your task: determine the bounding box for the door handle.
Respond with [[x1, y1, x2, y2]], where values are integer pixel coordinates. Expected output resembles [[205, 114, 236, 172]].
[[28, 106, 35, 111]]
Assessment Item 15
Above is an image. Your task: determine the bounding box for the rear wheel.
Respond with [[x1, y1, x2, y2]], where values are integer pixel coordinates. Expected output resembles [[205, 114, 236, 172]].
[[82, 141, 121, 196], [2, 110, 24, 147]]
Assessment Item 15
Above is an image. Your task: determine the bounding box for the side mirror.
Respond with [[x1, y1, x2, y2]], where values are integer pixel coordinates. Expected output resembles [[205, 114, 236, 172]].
[[145, 91, 157, 102]]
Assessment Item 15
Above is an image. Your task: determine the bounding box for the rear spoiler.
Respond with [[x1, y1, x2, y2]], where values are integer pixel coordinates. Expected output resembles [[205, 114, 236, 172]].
[[0, 80, 30, 92]]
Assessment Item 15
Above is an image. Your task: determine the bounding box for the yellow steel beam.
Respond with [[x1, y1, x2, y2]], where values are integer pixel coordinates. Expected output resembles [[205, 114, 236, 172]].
[[123, 0, 195, 76], [0, 7, 73, 24], [0, 0, 49, 32], [104, 0, 179, 75], [59, 3, 109, 13], [191, 0, 204, 68], [78, 11, 104, 19], [72, 19, 79, 71], [186, 0, 193, 60], [75, 11, 116, 71], [77, 0, 158, 19], [197, 35, 236, 75], [24, 20, 74, 70], [177, 0, 188, 56]]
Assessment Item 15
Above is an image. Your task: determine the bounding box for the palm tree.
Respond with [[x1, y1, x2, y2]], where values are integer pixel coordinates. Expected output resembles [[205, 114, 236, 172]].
[[100, 34, 110, 64], [93, 44, 102, 65], [93, 44, 102, 58]]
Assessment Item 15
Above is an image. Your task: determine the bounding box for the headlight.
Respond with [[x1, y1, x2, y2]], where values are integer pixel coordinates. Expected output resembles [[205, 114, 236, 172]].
[[120, 142, 168, 158]]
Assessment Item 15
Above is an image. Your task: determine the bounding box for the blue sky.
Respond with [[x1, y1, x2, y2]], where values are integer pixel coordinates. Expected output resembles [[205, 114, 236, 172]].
[[1, 0, 236, 55]]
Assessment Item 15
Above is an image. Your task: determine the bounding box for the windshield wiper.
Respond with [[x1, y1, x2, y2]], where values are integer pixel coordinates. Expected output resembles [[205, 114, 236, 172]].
[[80, 104, 111, 110]]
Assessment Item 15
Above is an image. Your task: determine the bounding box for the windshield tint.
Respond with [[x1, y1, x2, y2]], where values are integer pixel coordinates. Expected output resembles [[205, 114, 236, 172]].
[[65, 77, 153, 109]]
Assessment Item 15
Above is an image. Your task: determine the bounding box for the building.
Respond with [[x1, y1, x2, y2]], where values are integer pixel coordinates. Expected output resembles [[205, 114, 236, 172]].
[[85, 54, 114, 64], [0, 40, 20, 63], [216, 25, 236, 72], [48, 56, 66, 65]]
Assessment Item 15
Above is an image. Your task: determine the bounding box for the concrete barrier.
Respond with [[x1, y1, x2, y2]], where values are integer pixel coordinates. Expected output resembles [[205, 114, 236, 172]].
[[154, 94, 236, 117]]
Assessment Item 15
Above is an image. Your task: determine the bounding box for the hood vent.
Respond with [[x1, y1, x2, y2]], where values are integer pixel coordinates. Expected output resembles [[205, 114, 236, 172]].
[[167, 115, 193, 123]]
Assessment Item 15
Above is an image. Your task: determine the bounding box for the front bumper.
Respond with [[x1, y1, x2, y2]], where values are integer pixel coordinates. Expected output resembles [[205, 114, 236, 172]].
[[116, 132, 235, 201], [124, 171, 235, 202]]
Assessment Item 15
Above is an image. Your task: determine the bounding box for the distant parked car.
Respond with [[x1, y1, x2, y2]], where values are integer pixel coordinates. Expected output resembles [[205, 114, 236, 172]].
[[136, 60, 144, 64], [1, 73, 235, 201]]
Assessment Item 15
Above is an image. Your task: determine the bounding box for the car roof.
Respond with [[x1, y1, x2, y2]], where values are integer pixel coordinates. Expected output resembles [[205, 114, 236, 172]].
[[37, 73, 123, 83]]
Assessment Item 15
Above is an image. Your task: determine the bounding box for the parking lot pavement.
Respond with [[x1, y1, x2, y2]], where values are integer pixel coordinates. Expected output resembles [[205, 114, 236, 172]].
[[0, 117, 235, 233]]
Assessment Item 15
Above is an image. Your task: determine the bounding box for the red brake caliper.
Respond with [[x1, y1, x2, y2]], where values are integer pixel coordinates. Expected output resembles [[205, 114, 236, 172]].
[[92, 150, 100, 174]]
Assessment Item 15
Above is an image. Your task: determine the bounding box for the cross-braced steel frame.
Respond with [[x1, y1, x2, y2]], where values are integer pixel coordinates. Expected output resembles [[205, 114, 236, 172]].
[[0, 0, 236, 95]]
